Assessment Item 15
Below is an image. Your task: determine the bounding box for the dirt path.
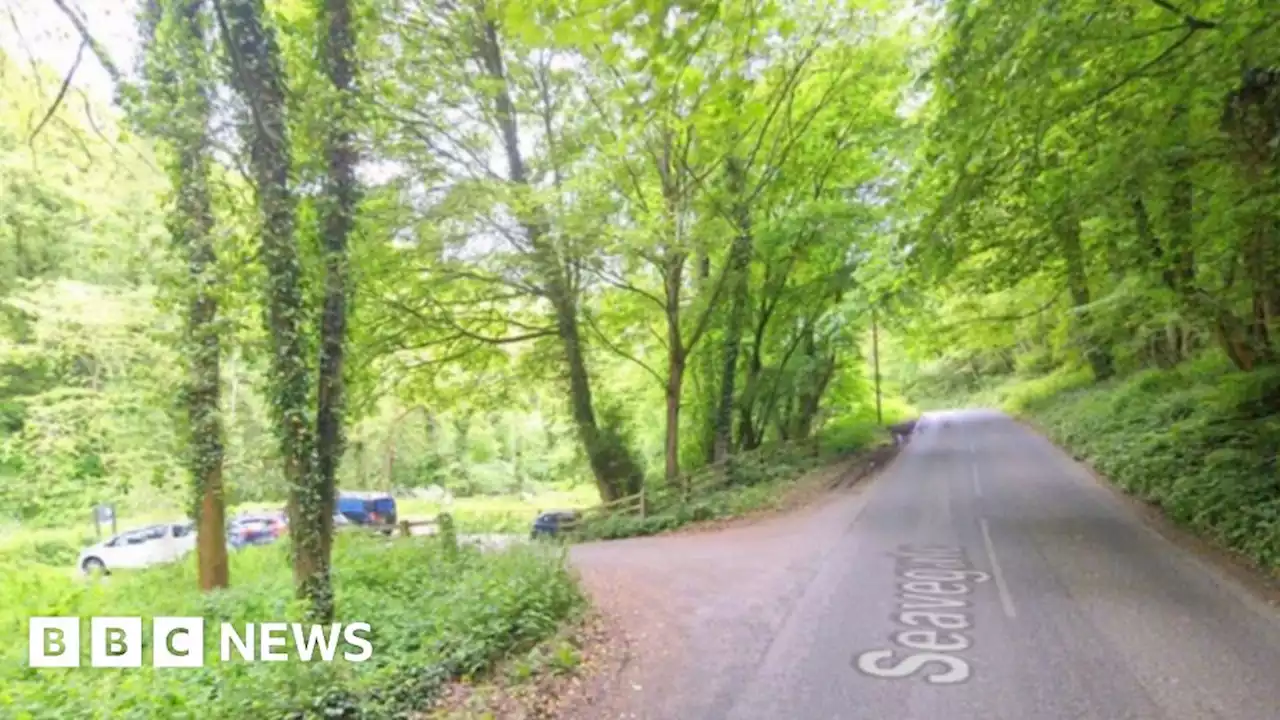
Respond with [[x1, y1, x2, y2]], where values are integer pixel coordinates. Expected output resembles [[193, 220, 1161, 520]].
[[560, 454, 885, 720]]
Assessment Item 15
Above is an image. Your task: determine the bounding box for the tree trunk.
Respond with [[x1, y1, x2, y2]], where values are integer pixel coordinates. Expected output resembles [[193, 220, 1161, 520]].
[[713, 156, 753, 462], [1055, 212, 1114, 380], [218, 0, 326, 618], [663, 252, 685, 486], [166, 0, 227, 592], [1130, 193, 1179, 368], [696, 248, 719, 465], [551, 288, 626, 500], [665, 359, 683, 486], [1221, 67, 1280, 368], [474, 12, 632, 500], [736, 298, 769, 452], [311, 0, 358, 622]]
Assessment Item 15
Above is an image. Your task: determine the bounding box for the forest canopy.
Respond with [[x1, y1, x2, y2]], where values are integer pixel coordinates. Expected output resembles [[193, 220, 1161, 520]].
[[0, 0, 913, 537]]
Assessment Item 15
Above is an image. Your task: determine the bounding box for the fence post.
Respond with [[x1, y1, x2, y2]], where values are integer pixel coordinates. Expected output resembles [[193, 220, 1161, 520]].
[[437, 512, 458, 560], [399, 519, 410, 538], [639, 486, 647, 519]]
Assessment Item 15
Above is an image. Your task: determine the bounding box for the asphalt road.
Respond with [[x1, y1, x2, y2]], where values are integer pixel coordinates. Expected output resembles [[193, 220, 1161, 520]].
[[574, 409, 1280, 720]]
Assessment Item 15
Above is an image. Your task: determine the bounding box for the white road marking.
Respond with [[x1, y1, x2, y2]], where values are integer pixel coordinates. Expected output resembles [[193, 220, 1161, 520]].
[[980, 518, 1017, 619], [971, 463, 982, 498]]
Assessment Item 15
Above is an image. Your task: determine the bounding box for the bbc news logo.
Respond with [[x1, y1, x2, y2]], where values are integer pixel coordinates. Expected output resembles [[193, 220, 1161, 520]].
[[28, 617, 373, 668]]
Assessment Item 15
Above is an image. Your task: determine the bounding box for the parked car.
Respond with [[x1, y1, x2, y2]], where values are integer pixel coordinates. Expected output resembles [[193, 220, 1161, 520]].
[[531, 509, 579, 539], [228, 513, 286, 549], [77, 522, 196, 574], [336, 491, 397, 532]]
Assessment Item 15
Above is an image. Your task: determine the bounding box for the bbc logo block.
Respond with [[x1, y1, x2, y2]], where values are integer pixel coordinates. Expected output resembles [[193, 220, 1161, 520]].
[[28, 617, 80, 668], [28, 617, 373, 667], [30, 616, 206, 668]]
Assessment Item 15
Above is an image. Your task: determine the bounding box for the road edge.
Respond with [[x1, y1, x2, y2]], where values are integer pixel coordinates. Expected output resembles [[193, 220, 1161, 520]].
[[1011, 414, 1280, 619]]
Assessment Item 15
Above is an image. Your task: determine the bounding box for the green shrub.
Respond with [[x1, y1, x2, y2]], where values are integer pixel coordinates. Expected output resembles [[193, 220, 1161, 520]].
[[1, 533, 583, 719], [571, 439, 848, 542]]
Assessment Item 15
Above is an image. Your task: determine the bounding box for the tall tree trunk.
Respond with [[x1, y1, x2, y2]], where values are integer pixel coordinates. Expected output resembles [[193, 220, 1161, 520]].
[[736, 301, 769, 452], [663, 252, 685, 486], [697, 248, 719, 465], [473, 11, 633, 500], [165, 0, 228, 592], [713, 155, 753, 462], [1129, 188, 1181, 368], [792, 328, 835, 441], [1055, 211, 1114, 380], [550, 287, 628, 500], [217, 0, 326, 618], [311, 0, 358, 622]]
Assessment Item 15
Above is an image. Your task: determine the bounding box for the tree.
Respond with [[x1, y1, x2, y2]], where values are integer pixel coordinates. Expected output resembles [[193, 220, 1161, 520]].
[[313, 0, 360, 613], [215, 0, 329, 619], [159, 0, 230, 591]]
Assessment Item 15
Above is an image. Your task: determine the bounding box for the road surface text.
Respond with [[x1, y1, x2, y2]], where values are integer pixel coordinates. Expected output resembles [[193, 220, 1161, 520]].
[[853, 544, 989, 685]]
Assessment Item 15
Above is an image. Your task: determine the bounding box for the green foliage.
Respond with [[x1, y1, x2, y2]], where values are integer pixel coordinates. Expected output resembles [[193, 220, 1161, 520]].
[[574, 429, 877, 542], [0, 534, 583, 719], [1022, 360, 1280, 571]]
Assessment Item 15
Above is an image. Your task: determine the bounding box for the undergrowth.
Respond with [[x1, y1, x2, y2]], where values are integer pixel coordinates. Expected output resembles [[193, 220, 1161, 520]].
[[1, 534, 583, 719], [573, 423, 889, 542]]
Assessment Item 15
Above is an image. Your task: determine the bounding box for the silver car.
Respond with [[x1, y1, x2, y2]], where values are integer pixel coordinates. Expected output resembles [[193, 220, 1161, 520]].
[[77, 522, 196, 575]]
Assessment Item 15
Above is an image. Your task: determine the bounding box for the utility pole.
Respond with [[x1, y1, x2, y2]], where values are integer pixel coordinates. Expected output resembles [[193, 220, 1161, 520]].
[[872, 307, 882, 425]]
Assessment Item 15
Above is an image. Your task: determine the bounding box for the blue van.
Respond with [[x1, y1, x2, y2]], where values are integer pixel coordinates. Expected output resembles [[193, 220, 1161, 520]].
[[335, 492, 397, 528]]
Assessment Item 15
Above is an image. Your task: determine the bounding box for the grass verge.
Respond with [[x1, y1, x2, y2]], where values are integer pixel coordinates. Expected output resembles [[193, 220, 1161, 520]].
[[2, 533, 583, 719]]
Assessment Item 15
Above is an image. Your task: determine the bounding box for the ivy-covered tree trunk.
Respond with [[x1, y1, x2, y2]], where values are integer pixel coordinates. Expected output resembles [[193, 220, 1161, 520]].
[[696, 248, 719, 464], [313, 0, 359, 610], [163, 0, 228, 592], [663, 252, 686, 486], [217, 0, 328, 620], [712, 155, 753, 463]]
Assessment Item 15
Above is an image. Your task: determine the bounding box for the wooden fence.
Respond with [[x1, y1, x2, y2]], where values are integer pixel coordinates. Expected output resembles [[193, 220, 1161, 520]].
[[556, 465, 737, 535], [358, 518, 439, 537], [356, 442, 839, 541]]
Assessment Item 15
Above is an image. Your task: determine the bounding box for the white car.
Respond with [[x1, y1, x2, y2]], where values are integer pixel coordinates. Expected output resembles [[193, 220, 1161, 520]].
[[77, 522, 197, 574]]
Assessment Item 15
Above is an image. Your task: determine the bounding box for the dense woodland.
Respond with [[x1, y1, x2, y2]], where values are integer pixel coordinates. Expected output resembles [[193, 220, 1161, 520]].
[[896, 0, 1280, 570], [2, 0, 910, 618]]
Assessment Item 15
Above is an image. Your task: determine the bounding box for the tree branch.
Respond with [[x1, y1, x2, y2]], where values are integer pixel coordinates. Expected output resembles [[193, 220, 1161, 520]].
[[582, 309, 665, 387], [29, 38, 87, 143], [51, 0, 124, 84], [1149, 0, 1218, 30], [384, 297, 554, 345]]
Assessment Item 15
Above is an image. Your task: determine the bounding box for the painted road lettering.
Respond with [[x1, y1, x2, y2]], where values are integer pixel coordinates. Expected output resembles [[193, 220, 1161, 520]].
[[853, 544, 989, 685]]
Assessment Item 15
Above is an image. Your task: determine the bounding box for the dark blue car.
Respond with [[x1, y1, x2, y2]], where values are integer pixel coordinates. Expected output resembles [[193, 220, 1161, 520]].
[[336, 492, 397, 530], [531, 509, 579, 539]]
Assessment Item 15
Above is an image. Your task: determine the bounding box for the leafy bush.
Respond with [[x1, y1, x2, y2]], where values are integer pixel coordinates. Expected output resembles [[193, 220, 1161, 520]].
[[1, 532, 583, 719], [1013, 360, 1280, 572]]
